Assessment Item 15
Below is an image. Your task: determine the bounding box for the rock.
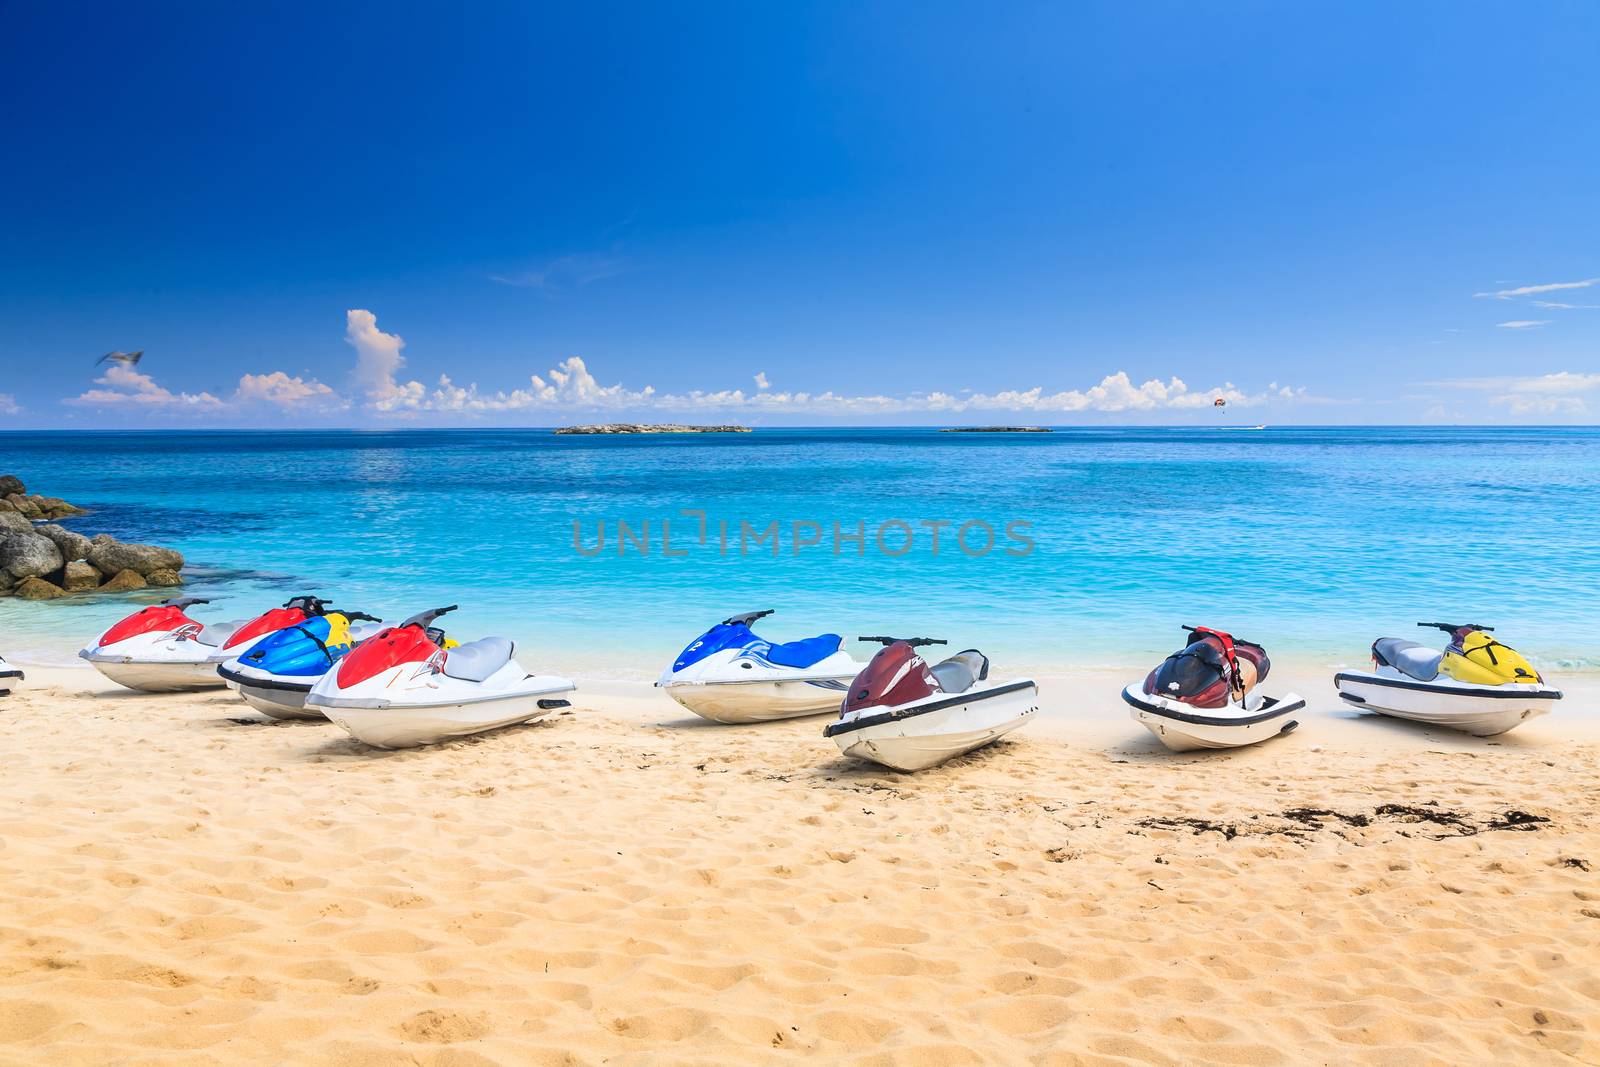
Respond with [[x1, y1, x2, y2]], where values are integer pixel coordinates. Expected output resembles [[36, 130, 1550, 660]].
[[145, 568, 184, 587], [14, 576, 67, 600], [0, 475, 23, 496], [0, 509, 32, 535], [0, 572, 13, 596], [6, 493, 41, 519], [60, 560, 103, 592], [92, 533, 117, 546], [35, 524, 93, 561], [88, 540, 183, 577], [33, 496, 84, 518], [0, 532, 64, 580], [99, 569, 148, 592]]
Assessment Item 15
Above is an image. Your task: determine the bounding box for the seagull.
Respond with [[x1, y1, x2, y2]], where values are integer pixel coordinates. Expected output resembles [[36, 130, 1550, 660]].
[[95, 350, 144, 367]]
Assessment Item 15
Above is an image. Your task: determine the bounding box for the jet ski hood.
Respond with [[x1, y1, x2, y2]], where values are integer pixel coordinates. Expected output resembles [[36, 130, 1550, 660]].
[[662, 610, 851, 685], [227, 611, 384, 680]]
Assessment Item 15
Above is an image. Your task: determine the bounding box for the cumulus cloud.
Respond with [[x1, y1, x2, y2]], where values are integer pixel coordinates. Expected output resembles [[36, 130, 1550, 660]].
[[67, 362, 224, 408], [234, 371, 342, 409], [344, 308, 420, 410], [1475, 278, 1599, 300], [1496, 320, 1550, 329], [1435, 371, 1600, 416], [754, 372, 770, 390], [0, 394, 19, 416]]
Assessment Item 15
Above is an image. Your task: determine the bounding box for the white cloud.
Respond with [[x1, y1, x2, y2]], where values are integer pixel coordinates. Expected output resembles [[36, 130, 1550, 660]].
[[0, 394, 18, 415], [1496, 320, 1550, 329], [345, 309, 425, 411], [754, 372, 770, 390], [489, 254, 630, 292], [234, 371, 342, 409], [1532, 300, 1600, 310], [1435, 371, 1600, 416], [67, 363, 224, 408], [1475, 278, 1599, 300]]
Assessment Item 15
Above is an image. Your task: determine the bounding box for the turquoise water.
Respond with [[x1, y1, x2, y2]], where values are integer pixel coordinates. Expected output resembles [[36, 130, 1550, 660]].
[[2, 427, 1597, 676]]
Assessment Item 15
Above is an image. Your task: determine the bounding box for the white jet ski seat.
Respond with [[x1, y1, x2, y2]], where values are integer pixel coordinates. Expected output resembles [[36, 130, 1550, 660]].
[[1372, 638, 1443, 682], [929, 650, 989, 694], [443, 638, 516, 682], [350, 621, 387, 642], [193, 622, 242, 648]]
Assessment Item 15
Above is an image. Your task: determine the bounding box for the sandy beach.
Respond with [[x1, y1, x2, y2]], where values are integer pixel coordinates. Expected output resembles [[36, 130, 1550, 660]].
[[1, 664, 1596, 1065]]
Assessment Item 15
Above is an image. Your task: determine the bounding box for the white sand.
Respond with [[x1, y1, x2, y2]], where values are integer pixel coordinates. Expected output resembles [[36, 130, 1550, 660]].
[[1, 663, 1597, 1064]]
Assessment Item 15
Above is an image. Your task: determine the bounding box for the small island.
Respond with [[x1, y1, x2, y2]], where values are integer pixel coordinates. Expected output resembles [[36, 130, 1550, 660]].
[[554, 424, 753, 435], [939, 426, 1053, 433]]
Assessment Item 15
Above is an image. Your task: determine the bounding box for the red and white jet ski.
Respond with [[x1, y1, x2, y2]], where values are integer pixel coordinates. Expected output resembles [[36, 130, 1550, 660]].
[[79, 595, 335, 692], [306, 606, 576, 749]]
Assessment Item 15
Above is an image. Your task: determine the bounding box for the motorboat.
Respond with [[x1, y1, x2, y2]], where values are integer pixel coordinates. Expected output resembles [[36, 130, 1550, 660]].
[[1334, 622, 1561, 736], [0, 655, 21, 697], [1122, 625, 1304, 751], [217, 609, 386, 719], [657, 609, 864, 723], [824, 636, 1038, 771], [306, 606, 576, 749], [79, 595, 337, 692]]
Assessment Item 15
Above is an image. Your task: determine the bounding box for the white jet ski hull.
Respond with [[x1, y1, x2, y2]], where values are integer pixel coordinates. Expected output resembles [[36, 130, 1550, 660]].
[[1122, 683, 1304, 752], [1333, 670, 1560, 736], [317, 685, 575, 748], [0, 658, 21, 696], [216, 661, 327, 719], [81, 653, 229, 692], [660, 677, 852, 723], [826, 680, 1039, 771]]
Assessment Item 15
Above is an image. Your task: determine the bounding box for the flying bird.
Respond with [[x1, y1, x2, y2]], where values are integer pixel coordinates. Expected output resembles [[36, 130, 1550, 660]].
[[95, 350, 144, 367]]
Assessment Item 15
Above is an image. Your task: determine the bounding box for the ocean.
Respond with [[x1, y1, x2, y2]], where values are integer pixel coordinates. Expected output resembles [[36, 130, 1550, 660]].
[[2, 426, 1597, 677]]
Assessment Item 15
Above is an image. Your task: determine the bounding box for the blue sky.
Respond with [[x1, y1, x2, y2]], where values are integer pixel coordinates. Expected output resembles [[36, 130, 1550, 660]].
[[1, 1, 1596, 427]]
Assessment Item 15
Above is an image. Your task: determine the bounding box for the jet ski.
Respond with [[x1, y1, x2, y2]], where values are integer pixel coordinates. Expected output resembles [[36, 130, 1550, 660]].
[[824, 637, 1039, 771], [217, 610, 386, 719], [0, 655, 21, 697], [306, 606, 576, 749], [1122, 626, 1304, 751], [79, 595, 337, 692], [657, 609, 865, 723], [1334, 623, 1561, 736]]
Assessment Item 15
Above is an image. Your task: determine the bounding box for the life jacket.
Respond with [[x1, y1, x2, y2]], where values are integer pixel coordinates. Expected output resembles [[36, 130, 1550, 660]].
[[1143, 627, 1270, 709], [1440, 628, 1540, 686]]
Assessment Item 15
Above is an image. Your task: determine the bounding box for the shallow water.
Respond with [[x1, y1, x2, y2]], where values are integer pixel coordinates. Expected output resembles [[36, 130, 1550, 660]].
[[3, 426, 1597, 677]]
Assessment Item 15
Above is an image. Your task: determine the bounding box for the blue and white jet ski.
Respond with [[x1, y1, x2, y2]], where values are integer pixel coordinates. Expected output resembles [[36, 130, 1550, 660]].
[[657, 609, 864, 723], [217, 610, 387, 719]]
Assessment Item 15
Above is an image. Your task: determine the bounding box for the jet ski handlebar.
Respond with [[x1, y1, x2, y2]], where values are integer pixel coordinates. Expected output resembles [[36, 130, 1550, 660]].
[[160, 597, 211, 608], [858, 636, 948, 648], [723, 609, 775, 626], [344, 611, 382, 623], [401, 605, 458, 629], [284, 595, 331, 614], [1418, 621, 1494, 633]]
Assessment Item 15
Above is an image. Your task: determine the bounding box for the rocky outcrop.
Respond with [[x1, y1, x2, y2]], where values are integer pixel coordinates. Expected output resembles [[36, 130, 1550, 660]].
[[36, 523, 93, 562], [14, 576, 67, 600], [0, 474, 186, 600], [553, 424, 753, 435], [88, 539, 184, 578], [939, 426, 1053, 433], [0, 532, 64, 580], [100, 569, 148, 592]]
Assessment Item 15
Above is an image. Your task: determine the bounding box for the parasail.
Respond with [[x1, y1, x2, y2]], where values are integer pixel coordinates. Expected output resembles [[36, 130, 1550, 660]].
[[1213, 396, 1227, 408]]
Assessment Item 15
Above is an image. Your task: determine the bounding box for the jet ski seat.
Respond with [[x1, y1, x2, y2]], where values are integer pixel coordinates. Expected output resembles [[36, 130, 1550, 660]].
[[764, 634, 843, 669], [443, 637, 516, 682], [193, 622, 242, 648], [930, 650, 990, 694], [1372, 638, 1443, 682], [350, 621, 387, 643]]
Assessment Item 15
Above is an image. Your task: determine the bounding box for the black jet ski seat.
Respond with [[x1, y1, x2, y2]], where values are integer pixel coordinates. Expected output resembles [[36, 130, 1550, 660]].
[[930, 649, 990, 694], [443, 638, 516, 682], [1372, 638, 1443, 682]]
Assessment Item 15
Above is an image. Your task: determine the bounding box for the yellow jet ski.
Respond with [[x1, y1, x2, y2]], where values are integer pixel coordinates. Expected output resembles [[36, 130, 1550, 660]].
[[1334, 622, 1561, 736]]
